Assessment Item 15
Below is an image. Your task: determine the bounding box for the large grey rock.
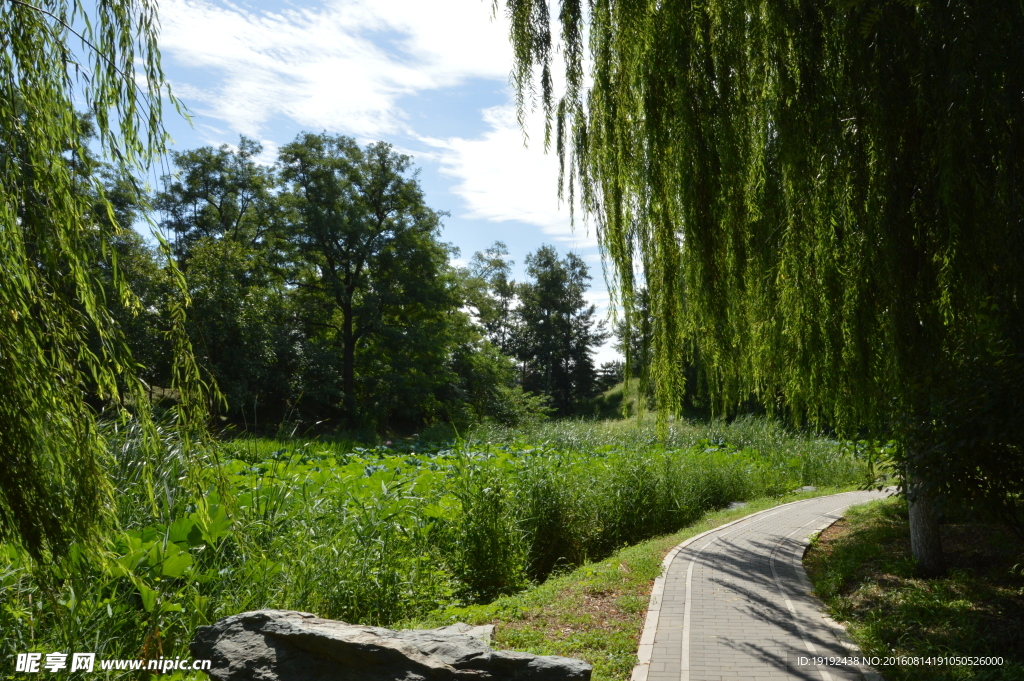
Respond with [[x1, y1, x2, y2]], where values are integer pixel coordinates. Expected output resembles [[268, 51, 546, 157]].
[[429, 623, 495, 645], [190, 610, 592, 681]]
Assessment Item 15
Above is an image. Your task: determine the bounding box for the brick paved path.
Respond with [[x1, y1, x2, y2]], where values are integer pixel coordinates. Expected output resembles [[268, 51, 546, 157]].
[[633, 490, 892, 681]]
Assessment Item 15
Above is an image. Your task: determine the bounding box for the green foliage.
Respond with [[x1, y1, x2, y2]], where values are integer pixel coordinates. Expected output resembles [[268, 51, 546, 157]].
[[442, 453, 530, 600], [147, 137, 535, 433], [155, 138, 279, 261], [445, 340, 552, 428], [466, 242, 609, 415], [589, 379, 645, 420], [0, 0, 208, 556], [465, 241, 519, 356], [183, 237, 295, 424], [152, 138, 295, 424], [278, 133, 449, 428], [901, 354, 1024, 534], [95, 228, 176, 389], [503, 0, 1024, 522], [485, 383, 555, 427], [515, 246, 609, 414], [612, 288, 653, 388], [0, 418, 867, 667]]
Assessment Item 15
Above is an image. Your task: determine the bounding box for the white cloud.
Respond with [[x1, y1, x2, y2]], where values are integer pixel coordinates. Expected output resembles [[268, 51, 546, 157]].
[[159, 0, 511, 139], [423, 104, 597, 250], [159, 0, 600, 246]]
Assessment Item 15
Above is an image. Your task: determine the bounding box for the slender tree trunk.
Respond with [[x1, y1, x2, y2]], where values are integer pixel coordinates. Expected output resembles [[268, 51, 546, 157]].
[[906, 471, 946, 577], [341, 302, 356, 429]]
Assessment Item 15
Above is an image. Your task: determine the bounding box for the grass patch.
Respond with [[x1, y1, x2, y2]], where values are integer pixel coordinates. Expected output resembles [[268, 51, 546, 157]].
[[400, 485, 856, 681], [805, 497, 1024, 681]]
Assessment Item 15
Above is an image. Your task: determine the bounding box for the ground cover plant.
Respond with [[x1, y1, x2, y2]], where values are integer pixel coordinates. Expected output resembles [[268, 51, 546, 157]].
[[805, 497, 1024, 680], [0, 417, 868, 677]]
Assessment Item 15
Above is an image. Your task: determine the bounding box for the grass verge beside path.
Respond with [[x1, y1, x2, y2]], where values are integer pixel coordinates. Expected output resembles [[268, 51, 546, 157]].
[[399, 485, 857, 681], [805, 497, 1024, 681]]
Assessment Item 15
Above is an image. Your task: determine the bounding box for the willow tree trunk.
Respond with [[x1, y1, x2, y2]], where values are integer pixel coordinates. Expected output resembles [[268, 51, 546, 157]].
[[907, 475, 946, 577]]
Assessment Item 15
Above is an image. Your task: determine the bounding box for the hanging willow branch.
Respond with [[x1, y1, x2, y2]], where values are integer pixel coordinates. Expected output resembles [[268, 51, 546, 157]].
[[504, 0, 1024, 437], [0, 0, 205, 558]]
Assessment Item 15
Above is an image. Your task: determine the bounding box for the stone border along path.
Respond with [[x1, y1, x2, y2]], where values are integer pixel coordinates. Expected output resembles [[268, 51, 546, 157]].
[[632, 489, 894, 681]]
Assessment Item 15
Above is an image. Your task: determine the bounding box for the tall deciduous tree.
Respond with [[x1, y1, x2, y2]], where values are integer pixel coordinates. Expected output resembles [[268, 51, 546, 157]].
[[0, 0, 204, 557], [466, 241, 518, 356], [278, 134, 447, 427], [155, 138, 278, 261], [505, 0, 1024, 574], [154, 140, 294, 425]]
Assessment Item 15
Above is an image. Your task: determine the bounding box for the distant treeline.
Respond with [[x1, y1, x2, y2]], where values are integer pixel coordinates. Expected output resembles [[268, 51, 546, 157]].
[[94, 133, 617, 433]]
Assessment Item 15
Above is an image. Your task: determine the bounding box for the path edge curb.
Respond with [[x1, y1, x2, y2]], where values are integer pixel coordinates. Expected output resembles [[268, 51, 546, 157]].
[[629, 489, 882, 681], [797, 511, 888, 681]]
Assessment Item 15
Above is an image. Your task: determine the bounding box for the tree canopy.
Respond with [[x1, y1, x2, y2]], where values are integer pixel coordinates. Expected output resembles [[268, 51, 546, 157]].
[[278, 135, 451, 427], [145, 137, 579, 432], [466, 243, 609, 415], [503, 0, 1024, 566], [156, 137, 278, 259]]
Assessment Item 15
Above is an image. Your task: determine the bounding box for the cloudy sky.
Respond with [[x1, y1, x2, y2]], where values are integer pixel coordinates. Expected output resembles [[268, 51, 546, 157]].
[[154, 0, 619, 361]]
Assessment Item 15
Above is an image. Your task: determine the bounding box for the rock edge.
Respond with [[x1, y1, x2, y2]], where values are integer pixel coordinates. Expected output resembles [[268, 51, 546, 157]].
[[191, 609, 592, 681]]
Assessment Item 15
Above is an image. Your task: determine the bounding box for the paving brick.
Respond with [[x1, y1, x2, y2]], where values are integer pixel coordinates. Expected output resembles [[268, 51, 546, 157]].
[[634, 489, 891, 681]]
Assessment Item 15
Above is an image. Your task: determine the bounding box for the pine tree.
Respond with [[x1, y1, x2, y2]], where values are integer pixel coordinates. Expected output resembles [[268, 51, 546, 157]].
[[516, 246, 607, 414]]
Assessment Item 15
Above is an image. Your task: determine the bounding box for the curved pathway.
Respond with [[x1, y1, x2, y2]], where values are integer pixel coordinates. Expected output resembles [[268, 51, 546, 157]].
[[633, 490, 892, 681]]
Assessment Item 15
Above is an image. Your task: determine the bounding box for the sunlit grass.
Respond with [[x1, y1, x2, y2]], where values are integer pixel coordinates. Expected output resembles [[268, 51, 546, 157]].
[[401, 486, 854, 681]]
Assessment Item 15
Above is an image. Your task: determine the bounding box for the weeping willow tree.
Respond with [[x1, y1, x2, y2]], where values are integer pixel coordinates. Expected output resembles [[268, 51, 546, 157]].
[[504, 0, 1024, 575], [0, 0, 203, 558]]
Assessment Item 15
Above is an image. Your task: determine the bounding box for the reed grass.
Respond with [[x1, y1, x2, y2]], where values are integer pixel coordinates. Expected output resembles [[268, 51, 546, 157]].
[[0, 416, 869, 677]]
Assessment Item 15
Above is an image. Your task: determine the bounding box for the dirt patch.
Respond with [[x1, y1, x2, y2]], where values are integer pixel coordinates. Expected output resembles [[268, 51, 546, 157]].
[[813, 516, 855, 552]]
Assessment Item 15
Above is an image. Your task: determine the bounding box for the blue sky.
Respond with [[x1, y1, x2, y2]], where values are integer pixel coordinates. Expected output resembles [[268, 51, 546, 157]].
[[154, 0, 620, 362]]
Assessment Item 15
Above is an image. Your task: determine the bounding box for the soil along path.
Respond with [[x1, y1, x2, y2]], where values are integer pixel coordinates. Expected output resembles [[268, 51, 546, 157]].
[[634, 490, 892, 681]]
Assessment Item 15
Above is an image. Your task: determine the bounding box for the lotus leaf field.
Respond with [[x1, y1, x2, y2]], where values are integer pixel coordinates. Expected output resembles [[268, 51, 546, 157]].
[[0, 418, 872, 675]]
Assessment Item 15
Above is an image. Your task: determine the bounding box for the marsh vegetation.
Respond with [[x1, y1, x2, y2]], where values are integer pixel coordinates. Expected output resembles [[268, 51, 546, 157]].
[[1, 417, 869, 674]]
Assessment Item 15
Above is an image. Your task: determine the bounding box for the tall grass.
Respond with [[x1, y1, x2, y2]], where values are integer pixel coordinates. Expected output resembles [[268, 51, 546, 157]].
[[0, 417, 869, 674], [471, 414, 865, 486]]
